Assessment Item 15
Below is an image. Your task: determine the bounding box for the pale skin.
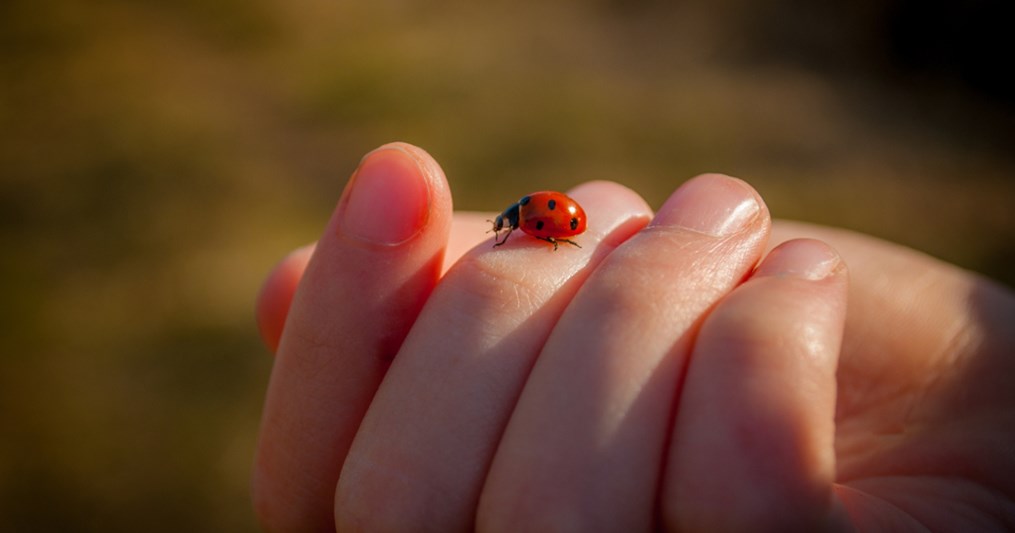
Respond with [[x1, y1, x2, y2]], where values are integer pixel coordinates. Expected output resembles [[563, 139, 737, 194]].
[[251, 142, 1015, 531]]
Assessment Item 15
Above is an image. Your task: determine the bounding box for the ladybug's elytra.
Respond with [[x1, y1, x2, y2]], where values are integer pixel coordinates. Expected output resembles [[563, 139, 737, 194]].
[[490, 191, 587, 250]]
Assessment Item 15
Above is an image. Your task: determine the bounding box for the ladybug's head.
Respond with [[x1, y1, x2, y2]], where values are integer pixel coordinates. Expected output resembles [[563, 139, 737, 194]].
[[493, 202, 521, 232], [491, 214, 506, 232]]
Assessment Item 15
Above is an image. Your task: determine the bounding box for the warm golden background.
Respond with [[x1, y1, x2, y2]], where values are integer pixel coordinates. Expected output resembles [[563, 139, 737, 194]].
[[2, 0, 1012, 530]]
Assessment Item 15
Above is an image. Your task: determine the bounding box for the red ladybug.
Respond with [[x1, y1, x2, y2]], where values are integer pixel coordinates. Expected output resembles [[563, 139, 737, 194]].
[[490, 191, 587, 250]]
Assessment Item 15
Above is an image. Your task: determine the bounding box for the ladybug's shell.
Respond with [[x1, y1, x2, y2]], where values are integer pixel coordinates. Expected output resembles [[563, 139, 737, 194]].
[[518, 192, 587, 239]]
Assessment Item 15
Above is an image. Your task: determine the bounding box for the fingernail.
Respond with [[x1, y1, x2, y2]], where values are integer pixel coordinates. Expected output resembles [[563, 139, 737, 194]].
[[756, 239, 842, 280], [651, 174, 760, 237], [340, 145, 430, 245]]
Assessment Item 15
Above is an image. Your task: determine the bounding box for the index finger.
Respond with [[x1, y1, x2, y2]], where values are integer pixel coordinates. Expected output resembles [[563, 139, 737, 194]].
[[251, 143, 453, 531], [254, 213, 496, 354]]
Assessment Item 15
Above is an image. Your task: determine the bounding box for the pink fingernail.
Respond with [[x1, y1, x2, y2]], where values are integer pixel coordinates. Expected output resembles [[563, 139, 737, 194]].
[[651, 174, 760, 237], [340, 145, 430, 245], [757, 239, 842, 280]]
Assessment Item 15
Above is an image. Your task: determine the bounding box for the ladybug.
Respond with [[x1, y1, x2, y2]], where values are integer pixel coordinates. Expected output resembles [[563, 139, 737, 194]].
[[490, 191, 587, 250]]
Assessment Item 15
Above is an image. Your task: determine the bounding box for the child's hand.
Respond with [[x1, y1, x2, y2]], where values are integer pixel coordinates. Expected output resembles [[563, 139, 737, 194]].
[[252, 143, 1015, 531]]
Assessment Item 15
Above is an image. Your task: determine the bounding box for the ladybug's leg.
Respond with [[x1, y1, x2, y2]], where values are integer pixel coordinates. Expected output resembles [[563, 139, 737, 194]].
[[558, 239, 581, 249], [540, 237, 580, 250], [539, 237, 581, 250], [493, 227, 514, 247], [539, 237, 560, 250]]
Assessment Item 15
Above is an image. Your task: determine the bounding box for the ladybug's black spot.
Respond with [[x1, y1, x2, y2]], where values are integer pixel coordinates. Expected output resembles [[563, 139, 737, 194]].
[[535, 220, 545, 230], [570, 217, 579, 231], [547, 199, 557, 210], [519, 196, 531, 206]]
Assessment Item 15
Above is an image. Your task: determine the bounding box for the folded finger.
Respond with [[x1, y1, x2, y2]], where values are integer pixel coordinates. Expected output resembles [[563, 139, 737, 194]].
[[662, 238, 850, 531], [255, 243, 316, 353]]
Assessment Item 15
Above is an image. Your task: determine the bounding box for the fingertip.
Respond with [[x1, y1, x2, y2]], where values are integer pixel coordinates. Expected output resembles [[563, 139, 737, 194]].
[[651, 173, 767, 238], [255, 243, 316, 354], [755, 238, 846, 281], [567, 180, 653, 213], [337, 143, 449, 246], [565, 180, 653, 246]]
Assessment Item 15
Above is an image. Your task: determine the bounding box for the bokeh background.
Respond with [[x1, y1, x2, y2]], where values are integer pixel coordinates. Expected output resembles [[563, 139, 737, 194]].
[[2, 0, 1012, 530]]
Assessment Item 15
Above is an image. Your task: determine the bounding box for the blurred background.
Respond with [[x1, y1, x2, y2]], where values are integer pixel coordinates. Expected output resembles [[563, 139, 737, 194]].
[[2, 0, 1012, 530]]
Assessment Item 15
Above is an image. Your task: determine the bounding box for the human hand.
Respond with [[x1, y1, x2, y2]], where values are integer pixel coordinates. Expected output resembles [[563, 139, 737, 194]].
[[252, 143, 1015, 531], [765, 221, 1015, 531]]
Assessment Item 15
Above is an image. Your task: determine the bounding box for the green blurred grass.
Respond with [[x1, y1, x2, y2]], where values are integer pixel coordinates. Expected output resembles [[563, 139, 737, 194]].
[[1, 0, 1012, 530]]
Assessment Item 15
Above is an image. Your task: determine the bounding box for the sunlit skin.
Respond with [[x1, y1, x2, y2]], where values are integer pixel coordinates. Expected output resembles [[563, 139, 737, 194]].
[[252, 143, 1015, 531]]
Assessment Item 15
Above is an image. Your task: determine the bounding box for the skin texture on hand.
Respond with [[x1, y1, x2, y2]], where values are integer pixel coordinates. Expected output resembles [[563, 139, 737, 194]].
[[334, 180, 654, 531], [478, 175, 777, 531], [252, 143, 1015, 531], [770, 222, 1015, 531]]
